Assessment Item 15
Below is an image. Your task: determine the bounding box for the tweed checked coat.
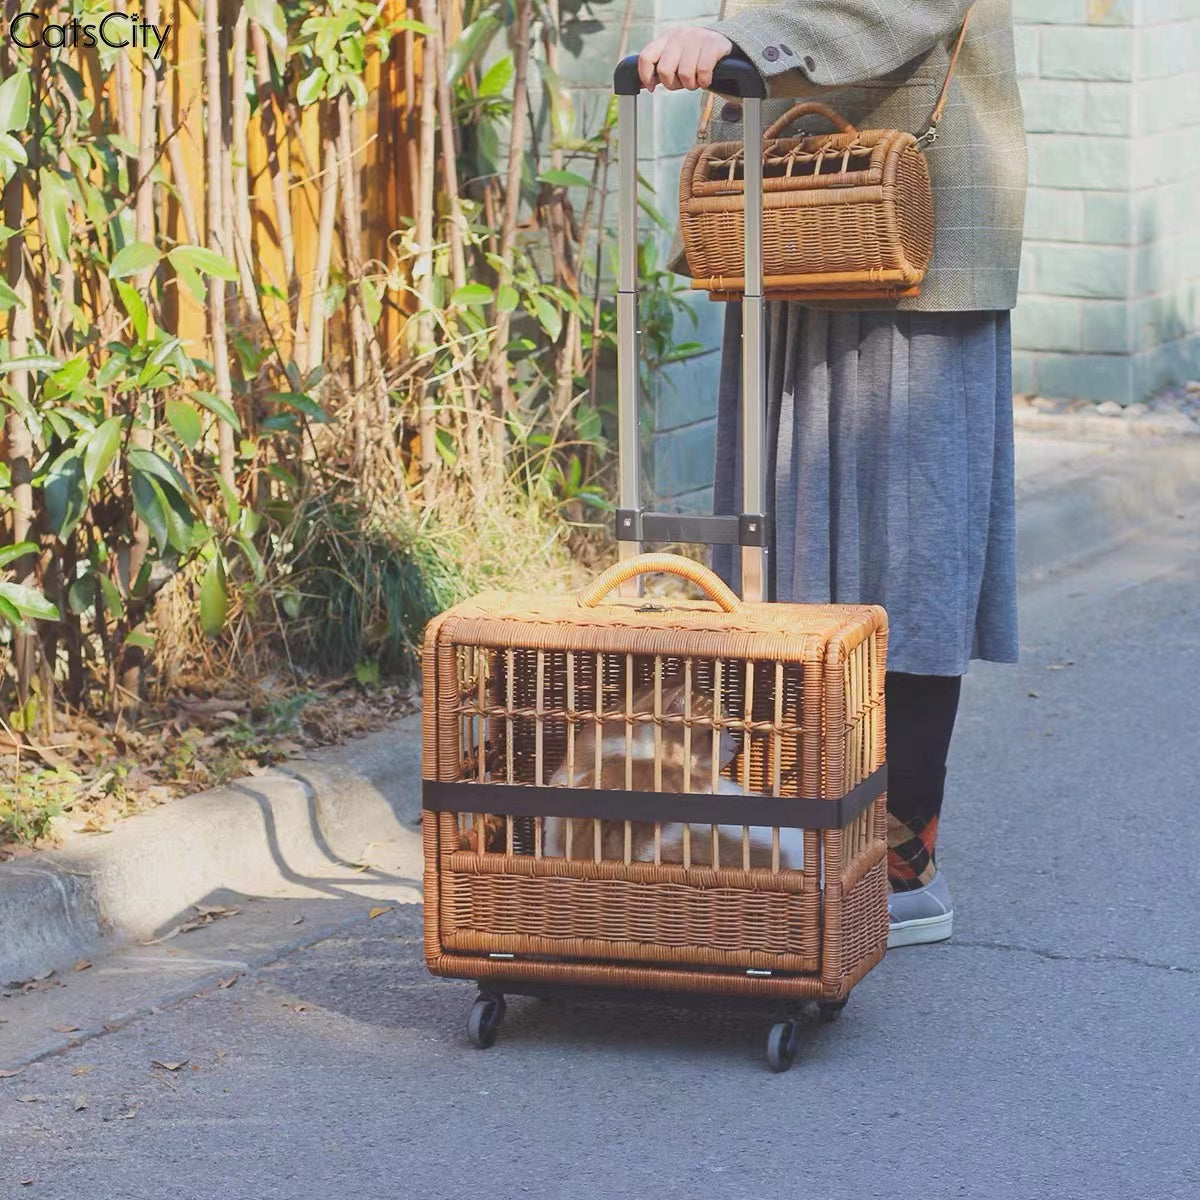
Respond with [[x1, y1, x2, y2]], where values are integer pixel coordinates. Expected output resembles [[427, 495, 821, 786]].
[[680, 0, 1027, 312]]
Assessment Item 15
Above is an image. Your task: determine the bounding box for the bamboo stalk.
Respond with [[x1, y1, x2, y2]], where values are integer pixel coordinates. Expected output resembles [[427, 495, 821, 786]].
[[230, 3, 261, 320], [305, 104, 340, 373], [485, 0, 534, 470], [250, 20, 303, 357], [413, 0, 440, 486], [204, 0, 236, 488], [119, 0, 165, 710]]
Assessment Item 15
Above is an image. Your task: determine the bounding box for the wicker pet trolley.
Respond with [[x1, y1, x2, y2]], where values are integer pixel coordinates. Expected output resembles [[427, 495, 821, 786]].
[[422, 54, 890, 1072]]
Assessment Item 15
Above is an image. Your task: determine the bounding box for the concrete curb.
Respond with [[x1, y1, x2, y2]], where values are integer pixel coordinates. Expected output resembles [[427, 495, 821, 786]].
[[0, 716, 422, 987], [1014, 428, 1200, 582], [3, 427, 1197, 988]]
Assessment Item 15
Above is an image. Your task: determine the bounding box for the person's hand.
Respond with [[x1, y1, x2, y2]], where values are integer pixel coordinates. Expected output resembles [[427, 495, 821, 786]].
[[638, 27, 734, 92]]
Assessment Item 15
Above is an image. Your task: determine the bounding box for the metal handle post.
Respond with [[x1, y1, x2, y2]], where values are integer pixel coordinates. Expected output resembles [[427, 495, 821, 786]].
[[612, 54, 770, 604], [616, 91, 642, 595], [740, 95, 768, 604]]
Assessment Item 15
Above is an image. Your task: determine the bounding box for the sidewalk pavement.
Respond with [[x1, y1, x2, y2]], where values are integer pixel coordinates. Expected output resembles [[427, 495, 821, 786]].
[[2, 417, 1199, 1052]]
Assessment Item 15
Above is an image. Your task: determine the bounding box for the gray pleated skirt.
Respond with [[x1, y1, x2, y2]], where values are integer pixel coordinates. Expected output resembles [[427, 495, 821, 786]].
[[712, 304, 1018, 677]]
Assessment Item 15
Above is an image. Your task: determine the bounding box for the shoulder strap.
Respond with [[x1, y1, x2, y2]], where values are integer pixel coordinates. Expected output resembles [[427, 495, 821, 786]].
[[918, 8, 972, 146], [695, 0, 730, 142]]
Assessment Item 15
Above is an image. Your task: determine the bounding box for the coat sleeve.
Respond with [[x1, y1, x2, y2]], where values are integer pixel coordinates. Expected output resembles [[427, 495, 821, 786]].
[[707, 0, 974, 88]]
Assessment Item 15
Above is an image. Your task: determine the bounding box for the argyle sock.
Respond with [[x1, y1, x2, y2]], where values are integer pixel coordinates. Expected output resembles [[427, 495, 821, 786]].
[[884, 673, 963, 893]]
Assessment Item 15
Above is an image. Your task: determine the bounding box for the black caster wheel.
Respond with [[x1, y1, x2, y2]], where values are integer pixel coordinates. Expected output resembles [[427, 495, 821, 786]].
[[817, 998, 848, 1023], [467, 993, 506, 1049], [765, 1021, 800, 1073]]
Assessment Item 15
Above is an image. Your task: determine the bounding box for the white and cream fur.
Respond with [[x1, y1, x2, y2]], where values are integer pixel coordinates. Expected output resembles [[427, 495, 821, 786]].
[[542, 678, 804, 870]]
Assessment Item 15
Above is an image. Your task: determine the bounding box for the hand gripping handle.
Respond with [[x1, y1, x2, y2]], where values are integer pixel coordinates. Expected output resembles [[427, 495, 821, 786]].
[[612, 51, 767, 98]]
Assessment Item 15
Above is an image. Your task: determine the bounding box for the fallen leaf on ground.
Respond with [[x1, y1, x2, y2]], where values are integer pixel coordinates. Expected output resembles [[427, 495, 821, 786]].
[[368, 906, 390, 919], [1027, 691, 1040, 698], [70, 1066, 94, 1077], [20, 1179, 33, 1186], [73, 960, 92, 972], [141, 925, 182, 946], [292, 1004, 308, 1013], [17, 1095, 41, 1103], [74, 1096, 89, 1111], [0, 1068, 22, 1078], [217, 976, 238, 989], [52, 1025, 80, 1034], [32, 969, 55, 982], [78, 817, 113, 834], [291, 915, 305, 926], [107, 1107, 139, 1122], [151, 1060, 188, 1072]]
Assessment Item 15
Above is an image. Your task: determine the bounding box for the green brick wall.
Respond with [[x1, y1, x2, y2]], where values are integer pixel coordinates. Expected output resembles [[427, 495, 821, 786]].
[[1013, 0, 1200, 402]]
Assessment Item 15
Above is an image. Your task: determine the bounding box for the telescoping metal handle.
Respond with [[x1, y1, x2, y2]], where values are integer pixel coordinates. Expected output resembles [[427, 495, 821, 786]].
[[611, 52, 770, 604]]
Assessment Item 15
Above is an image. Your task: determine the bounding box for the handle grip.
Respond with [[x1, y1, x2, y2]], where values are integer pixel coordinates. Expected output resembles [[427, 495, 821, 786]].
[[764, 102, 858, 140], [579, 554, 742, 612], [613, 51, 766, 98]]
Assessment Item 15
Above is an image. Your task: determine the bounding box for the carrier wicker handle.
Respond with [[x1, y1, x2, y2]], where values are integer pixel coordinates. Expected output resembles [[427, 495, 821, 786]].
[[579, 553, 742, 612], [764, 102, 857, 141]]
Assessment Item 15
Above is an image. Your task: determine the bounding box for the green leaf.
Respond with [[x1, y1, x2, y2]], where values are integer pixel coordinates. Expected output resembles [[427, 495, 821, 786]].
[[266, 391, 332, 424], [361, 279, 382, 328], [0, 72, 31, 134], [109, 241, 162, 279], [173, 259, 206, 304], [531, 294, 562, 342], [235, 532, 265, 583], [83, 415, 124, 489], [496, 284, 519, 314], [447, 15, 503, 85], [114, 281, 149, 341], [296, 68, 328, 108], [199, 557, 228, 636], [0, 132, 27, 167], [39, 171, 72, 262], [125, 630, 156, 651], [0, 354, 58, 375], [0, 541, 37, 567], [452, 283, 494, 307], [167, 245, 239, 281], [393, 18, 434, 36], [45, 355, 88, 400], [0, 581, 59, 623], [537, 62, 576, 144], [246, 0, 287, 54], [130, 470, 169, 553], [538, 169, 592, 189], [477, 55, 513, 98], [166, 399, 203, 447], [99, 573, 124, 617], [0, 278, 23, 311], [43, 450, 88, 540], [127, 447, 192, 497]]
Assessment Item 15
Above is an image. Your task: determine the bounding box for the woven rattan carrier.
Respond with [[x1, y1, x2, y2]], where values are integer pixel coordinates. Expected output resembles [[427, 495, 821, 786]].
[[680, 102, 934, 302], [423, 557, 889, 1067]]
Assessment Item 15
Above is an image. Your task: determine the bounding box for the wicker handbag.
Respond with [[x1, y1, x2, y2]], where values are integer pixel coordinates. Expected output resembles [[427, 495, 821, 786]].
[[680, 14, 971, 303]]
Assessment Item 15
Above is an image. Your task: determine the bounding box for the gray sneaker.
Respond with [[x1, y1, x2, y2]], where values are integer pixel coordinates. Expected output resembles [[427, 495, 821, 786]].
[[887, 870, 953, 948]]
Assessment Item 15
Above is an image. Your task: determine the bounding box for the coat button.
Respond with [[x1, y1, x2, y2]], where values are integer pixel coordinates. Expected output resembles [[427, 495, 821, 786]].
[[804, 54, 817, 71], [779, 44, 794, 56], [721, 101, 743, 122], [762, 45, 780, 62]]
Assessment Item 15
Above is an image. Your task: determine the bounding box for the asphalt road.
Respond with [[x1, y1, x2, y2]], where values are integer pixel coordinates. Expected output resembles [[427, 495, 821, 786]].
[[3, 508, 1199, 1200]]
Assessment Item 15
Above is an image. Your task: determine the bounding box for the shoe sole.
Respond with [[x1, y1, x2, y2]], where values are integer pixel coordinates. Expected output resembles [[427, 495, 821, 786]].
[[887, 909, 953, 949]]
